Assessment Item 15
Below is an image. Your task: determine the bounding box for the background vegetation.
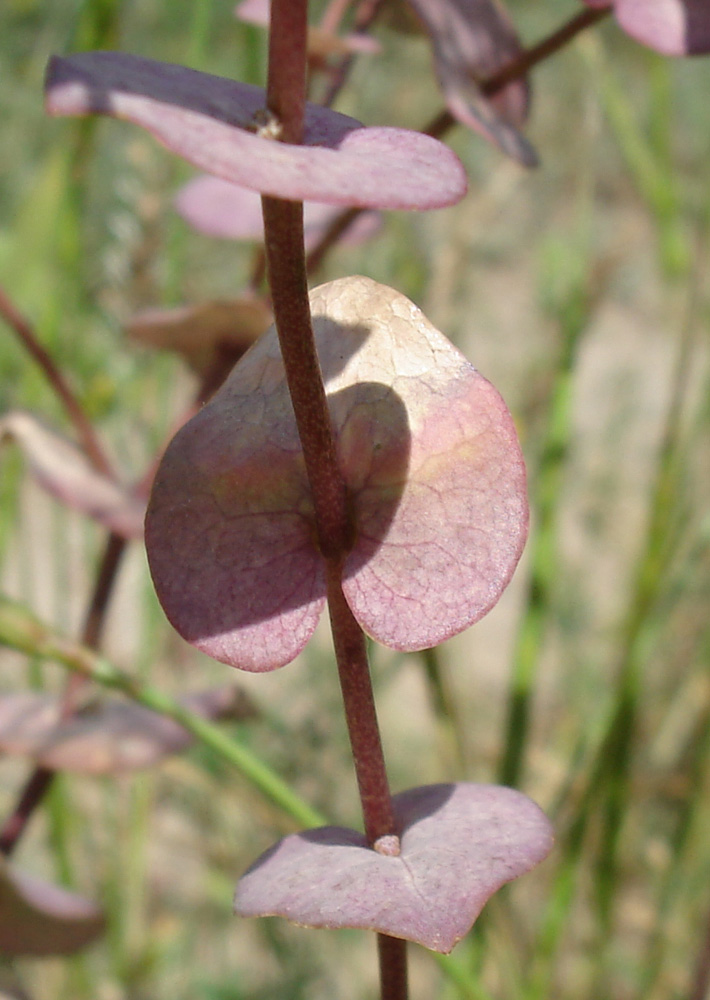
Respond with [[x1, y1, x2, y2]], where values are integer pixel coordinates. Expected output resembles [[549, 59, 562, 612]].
[[1, 1, 710, 998]]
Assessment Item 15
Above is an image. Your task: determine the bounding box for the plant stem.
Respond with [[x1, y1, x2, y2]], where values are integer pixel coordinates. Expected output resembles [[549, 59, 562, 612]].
[[262, 1, 350, 558], [260, 197, 351, 558], [326, 560, 397, 847], [482, 5, 612, 98], [266, 0, 308, 144], [263, 5, 404, 997], [0, 285, 114, 479], [0, 594, 325, 830], [378, 935, 408, 1000]]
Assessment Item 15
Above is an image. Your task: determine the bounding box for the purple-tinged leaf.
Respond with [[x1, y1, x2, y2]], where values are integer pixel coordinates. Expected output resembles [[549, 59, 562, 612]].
[[145, 276, 528, 670], [235, 0, 381, 56], [236, 783, 553, 952], [582, 0, 710, 54], [45, 52, 466, 210], [404, 0, 537, 166], [0, 857, 104, 956], [128, 297, 272, 375], [0, 687, 255, 774], [0, 411, 144, 538], [175, 175, 382, 249]]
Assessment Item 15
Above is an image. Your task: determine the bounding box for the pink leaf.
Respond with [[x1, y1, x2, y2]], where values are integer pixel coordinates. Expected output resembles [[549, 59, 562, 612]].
[[0, 856, 104, 956], [582, 0, 710, 55], [175, 175, 382, 249], [127, 296, 272, 375], [0, 687, 255, 774], [404, 0, 537, 166], [235, 783, 553, 952], [45, 52, 466, 210], [0, 411, 144, 538], [145, 276, 527, 670]]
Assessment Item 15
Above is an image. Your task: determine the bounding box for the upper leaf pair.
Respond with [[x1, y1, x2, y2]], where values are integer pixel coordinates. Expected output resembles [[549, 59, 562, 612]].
[[45, 51, 466, 210]]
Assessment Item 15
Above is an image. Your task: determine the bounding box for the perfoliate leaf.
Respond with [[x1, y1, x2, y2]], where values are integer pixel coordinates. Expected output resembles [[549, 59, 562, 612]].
[[45, 52, 466, 210], [145, 276, 527, 670], [235, 783, 554, 952]]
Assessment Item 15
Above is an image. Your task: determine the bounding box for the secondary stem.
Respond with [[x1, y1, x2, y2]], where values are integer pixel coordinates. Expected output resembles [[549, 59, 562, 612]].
[[0, 284, 114, 479]]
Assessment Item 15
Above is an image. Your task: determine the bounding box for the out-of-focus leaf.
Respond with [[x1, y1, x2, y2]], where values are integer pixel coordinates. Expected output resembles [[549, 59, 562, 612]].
[[0, 857, 104, 956], [0, 411, 144, 538], [128, 297, 272, 375], [583, 0, 710, 55], [145, 276, 527, 671], [404, 0, 537, 166], [234, 0, 381, 56], [45, 52, 466, 210], [175, 175, 382, 249], [0, 686, 255, 773], [236, 783, 553, 952]]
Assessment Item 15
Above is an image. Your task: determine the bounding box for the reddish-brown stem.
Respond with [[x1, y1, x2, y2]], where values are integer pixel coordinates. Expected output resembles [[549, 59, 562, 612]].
[[481, 4, 612, 97], [264, 6, 403, 997], [266, 0, 308, 143], [326, 560, 397, 846], [0, 285, 115, 480], [305, 206, 362, 274], [378, 935, 408, 1000], [0, 531, 126, 855], [261, 196, 351, 558]]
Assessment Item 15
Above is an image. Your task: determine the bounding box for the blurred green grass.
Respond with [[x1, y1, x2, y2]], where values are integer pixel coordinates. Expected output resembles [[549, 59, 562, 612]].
[[1, 2, 710, 999]]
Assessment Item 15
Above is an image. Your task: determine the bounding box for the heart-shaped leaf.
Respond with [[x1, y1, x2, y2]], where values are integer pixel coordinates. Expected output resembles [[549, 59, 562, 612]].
[[0, 857, 104, 956], [45, 52, 466, 210], [175, 175, 382, 249], [404, 0, 537, 166], [235, 783, 553, 952], [0, 411, 144, 538], [128, 297, 272, 376], [145, 276, 527, 670], [0, 686, 255, 774], [583, 0, 710, 55]]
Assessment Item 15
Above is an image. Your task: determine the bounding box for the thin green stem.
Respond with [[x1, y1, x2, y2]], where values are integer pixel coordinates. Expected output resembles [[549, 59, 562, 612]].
[[0, 532, 126, 855], [0, 594, 325, 830]]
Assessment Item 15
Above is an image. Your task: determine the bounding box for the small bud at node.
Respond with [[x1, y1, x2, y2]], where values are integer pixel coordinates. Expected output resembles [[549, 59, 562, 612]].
[[373, 834, 401, 857]]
